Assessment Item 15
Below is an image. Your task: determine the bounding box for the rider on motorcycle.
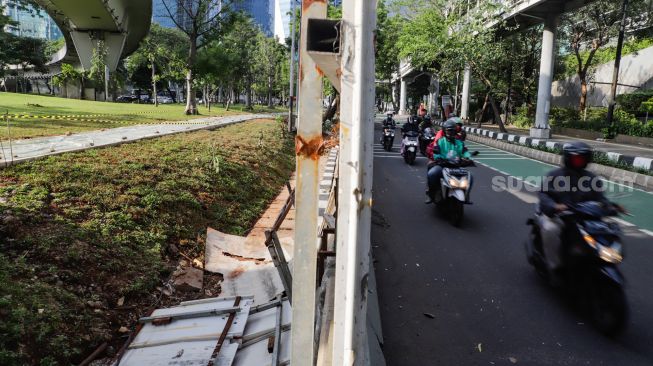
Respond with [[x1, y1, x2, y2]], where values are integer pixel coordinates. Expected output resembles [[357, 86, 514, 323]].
[[382, 112, 396, 129], [419, 115, 434, 131], [455, 120, 467, 141], [400, 115, 421, 155], [425, 120, 472, 204], [538, 141, 622, 275]]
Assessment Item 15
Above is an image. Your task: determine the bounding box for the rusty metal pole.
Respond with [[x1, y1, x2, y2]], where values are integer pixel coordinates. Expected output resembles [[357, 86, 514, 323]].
[[291, 0, 327, 365], [333, 0, 377, 364]]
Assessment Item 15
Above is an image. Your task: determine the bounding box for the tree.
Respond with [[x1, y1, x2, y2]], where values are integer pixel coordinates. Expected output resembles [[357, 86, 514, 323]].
[[254, 34, 286, 108], [126, 24, 188, 105], [52, 63, 84, 99], [376, 0, 402, 110], [161, 0, 239, 115], [87, 40, 107, 100], [560, 0, 652, 111], [395, 0, 509, 131]]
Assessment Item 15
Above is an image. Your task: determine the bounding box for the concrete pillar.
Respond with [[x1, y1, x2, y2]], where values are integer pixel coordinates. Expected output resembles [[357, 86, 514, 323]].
[[428, 75, 439, 116], [461, 65, 471, 121], [392, 83, 398, 111], [532, 14, 559, 139], [399, 79, 408, 115]]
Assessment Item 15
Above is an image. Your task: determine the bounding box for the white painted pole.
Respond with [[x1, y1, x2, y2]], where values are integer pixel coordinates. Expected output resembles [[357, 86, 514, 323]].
[[291, 1, 327, 365], [461, 65, 471, 121], [399, 79, 407, 115], [533, 14, 559, 137], [333, 0, 377, 364]]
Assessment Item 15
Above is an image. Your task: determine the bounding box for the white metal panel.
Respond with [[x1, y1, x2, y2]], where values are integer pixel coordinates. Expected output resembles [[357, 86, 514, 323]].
[[243, 300, 291, 342], [118, 297, 253, 366], [233, 330, 292, 366]]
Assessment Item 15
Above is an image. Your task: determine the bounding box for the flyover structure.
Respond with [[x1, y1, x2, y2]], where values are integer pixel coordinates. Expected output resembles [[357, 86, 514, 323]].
[[396, 0, 600, 138], [33, 0, 152, 71]]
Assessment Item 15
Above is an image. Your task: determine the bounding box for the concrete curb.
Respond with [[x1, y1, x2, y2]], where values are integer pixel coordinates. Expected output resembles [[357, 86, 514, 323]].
[[444, 123, 653, 192], [437, 121, 653, 172]]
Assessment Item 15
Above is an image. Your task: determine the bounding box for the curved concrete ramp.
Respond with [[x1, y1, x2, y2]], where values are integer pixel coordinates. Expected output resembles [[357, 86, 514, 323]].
[[33, 0, 152, 70]]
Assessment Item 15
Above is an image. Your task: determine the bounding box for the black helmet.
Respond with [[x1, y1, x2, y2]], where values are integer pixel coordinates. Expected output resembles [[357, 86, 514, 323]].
[[563, 142, 592, 170], [443, 120, 457, 140]]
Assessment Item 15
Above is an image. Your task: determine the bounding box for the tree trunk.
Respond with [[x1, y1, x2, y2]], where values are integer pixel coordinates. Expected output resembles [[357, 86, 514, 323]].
[[488, 93, 507, 133], [476, 93, 489, 127], [323, 94, 340, 123], [579, 73, 588, 112], [185, 37, 198, 115], [268, 74, 273, 108], [245, 75, 253, 110], [152, 60, 159, 107]]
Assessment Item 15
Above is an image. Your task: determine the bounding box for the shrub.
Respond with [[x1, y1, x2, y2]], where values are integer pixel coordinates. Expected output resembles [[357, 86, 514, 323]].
[[616, 89, 653, 114], [547, 106, 653, 138], [640, 97, 653, 114], [512, 106, 533, 128]]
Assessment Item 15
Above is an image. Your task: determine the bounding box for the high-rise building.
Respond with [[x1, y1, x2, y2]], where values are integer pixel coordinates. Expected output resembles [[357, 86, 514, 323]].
[[235, 0, 274, 37], [1, 0, 62, 40], [152, 0, 179, 28], [274, 0, 292, 42]]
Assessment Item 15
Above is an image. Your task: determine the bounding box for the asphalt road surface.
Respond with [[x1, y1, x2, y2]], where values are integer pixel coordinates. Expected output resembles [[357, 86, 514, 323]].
[[372, 120, 653, 366]]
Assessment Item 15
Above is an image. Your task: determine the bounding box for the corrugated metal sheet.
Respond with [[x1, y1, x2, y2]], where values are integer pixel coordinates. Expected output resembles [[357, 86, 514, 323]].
[[118, 296, 254, 366]]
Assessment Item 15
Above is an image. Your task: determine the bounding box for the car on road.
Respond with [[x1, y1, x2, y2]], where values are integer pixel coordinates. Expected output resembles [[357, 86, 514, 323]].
[[116, 95, 137, 103], [156, 96, 174, 104]]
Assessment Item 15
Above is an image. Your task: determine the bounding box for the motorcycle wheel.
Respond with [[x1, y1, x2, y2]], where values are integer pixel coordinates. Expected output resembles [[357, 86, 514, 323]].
[[384, 140, 392, 151], [449, 199, 464, 227], [589, 281, 628, 337], [407, 152, 416, 165]]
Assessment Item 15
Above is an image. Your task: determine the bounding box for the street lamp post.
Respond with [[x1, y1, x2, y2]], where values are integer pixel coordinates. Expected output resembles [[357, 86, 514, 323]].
[[607, 0, 630, 127]]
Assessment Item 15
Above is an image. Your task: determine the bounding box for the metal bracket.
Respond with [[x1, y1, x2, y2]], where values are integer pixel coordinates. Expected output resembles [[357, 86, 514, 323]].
[[307, 18, 342, 92]]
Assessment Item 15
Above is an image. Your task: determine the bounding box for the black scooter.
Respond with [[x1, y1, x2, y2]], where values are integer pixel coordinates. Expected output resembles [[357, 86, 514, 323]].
[[380, 126, 396, 151], [525, 201, 627, 336]]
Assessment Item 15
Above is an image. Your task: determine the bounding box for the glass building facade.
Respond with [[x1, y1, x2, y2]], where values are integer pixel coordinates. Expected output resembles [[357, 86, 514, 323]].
[[152, 0, 179, 28], [1, 0, 62, 40], [235, 0, 273, 37]]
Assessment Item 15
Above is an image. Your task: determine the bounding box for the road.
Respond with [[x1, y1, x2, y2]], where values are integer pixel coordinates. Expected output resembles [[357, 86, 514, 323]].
[[372, 120, 653, 365]]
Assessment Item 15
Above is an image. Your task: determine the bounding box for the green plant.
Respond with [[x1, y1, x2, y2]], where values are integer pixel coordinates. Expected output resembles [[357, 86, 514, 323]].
[[512, 106, 533, 128], [616, 89, 653, 114]]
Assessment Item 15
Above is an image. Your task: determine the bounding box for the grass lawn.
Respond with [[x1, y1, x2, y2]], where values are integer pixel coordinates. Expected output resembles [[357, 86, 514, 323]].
[[0, 92, 284, 140], [0, 118, 294, 365]]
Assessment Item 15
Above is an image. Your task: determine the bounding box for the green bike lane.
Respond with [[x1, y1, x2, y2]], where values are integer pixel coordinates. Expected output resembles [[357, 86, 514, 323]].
[[466, 141, 653, 236]]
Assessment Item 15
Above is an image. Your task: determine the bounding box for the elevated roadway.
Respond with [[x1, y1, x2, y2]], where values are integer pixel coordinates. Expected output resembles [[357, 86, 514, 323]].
[[33, 0, 152, 71]]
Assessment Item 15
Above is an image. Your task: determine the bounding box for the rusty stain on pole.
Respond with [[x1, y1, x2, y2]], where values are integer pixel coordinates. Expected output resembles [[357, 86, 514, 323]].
[[291, 0, 328, 365]]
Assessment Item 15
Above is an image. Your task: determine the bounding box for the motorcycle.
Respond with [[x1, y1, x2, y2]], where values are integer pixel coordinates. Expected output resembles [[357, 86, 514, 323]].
[[525, 201, 627, 336], [380, 126, 396, 151], [419, 127, 435, 157], [431, 157, 474, 226], [401, 131, 419, 165]]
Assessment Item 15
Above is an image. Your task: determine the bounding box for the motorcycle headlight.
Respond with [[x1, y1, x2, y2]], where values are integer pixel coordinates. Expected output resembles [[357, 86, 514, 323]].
[[598, 244, 623, 264], [448, 177, 468, 189]]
